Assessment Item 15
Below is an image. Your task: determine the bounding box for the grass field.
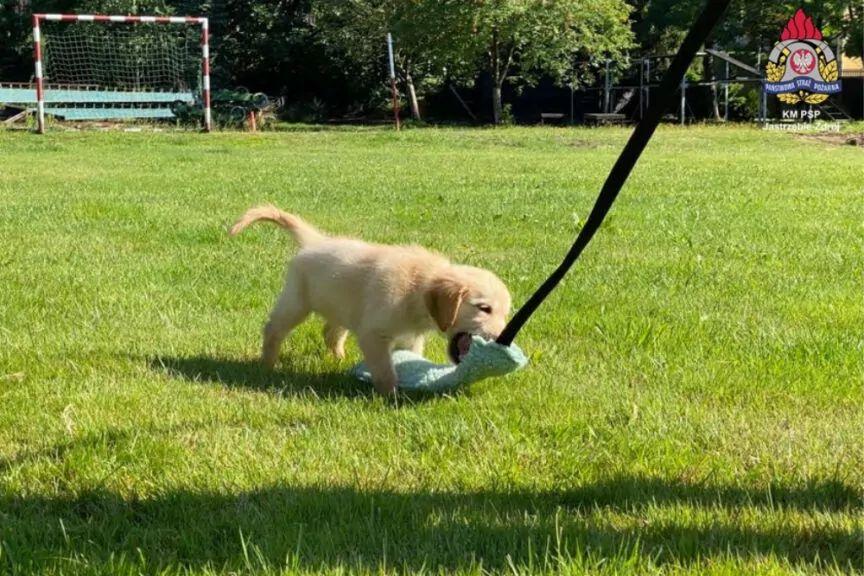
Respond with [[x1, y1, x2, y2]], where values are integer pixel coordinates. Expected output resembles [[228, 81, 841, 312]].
[[0, 125, 861, 575]]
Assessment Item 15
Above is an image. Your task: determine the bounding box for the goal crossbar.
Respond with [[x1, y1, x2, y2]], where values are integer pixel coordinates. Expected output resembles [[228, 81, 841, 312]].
[[32, 13, 211, 133]]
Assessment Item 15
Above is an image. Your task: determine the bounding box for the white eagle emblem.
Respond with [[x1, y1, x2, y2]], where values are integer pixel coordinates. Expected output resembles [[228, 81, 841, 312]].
[[790, 49, 815, 74]]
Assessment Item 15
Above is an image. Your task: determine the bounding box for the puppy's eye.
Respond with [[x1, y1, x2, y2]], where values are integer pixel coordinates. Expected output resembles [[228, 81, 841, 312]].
[[476, 303, 493, 314]]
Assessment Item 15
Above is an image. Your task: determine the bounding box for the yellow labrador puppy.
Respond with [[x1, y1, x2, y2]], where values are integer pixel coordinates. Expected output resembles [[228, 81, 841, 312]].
[[230, 205, 511, 394]]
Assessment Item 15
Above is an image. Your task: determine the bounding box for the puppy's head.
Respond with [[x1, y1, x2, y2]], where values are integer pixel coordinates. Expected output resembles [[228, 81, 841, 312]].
[[424, 265, 511, 363]]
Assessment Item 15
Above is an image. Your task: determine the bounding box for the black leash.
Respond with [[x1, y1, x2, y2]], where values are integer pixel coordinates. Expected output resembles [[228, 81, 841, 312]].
[[497, 0, 731, 347]]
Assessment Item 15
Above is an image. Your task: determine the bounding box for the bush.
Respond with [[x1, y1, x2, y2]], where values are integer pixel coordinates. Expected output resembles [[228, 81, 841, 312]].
[[727, 83, 760, 121]]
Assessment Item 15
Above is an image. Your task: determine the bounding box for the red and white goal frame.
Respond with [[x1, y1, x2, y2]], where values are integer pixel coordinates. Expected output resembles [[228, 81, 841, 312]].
[[32, 13, 212, 133]]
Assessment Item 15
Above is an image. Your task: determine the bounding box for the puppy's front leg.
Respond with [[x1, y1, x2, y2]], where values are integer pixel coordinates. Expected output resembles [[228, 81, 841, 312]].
[[393, 334, 426, 356], [408, 335, 425, 355], [394, 334, 425, 355], [357, 333, 397, 395]]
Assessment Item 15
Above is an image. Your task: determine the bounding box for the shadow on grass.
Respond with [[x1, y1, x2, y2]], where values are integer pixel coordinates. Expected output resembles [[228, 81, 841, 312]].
[[146, 354, 373, 399], [1, 476, 860, 573], [145, 354, 458, 402]]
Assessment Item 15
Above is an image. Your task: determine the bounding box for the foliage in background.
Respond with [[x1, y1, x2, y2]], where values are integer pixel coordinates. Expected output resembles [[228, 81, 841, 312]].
[[418, 0, 634, 123], [311, 0, 441, 120], [311, 0, 633, 123], [1, 0, 861, 121], [635, 0, 861, 57]]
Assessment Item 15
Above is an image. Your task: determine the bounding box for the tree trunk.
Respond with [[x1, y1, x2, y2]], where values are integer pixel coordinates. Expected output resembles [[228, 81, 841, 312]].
[[491, 27, 501, 124], [492, 84, 503, 125], [406, 73, 421, 121], [703, 40, 721, 121]]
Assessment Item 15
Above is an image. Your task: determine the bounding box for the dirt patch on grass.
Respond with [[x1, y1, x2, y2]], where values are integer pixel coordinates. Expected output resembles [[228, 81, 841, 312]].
[[797, 132, 864, 147]]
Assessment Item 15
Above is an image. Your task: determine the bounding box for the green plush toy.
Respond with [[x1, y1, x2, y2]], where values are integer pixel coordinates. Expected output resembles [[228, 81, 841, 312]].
[[351, 335, 527, 392]]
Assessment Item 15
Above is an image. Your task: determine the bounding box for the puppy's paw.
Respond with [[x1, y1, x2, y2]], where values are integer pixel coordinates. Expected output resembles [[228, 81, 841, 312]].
[[372, 379, 398, 396], [261, 353, 278, 371]]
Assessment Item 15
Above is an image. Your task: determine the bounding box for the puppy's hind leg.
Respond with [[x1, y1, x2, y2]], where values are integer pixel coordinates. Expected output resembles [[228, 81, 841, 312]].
[[262, 274, 309, 369], [323, 323, 349, 359]]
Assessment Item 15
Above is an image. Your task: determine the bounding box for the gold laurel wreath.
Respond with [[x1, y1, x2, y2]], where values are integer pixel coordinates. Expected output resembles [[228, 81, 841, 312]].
[[819, 58, 838, 81], [766, 61, 784, 82], [803, 93, 828, 104], [779, 93, 802, 104]]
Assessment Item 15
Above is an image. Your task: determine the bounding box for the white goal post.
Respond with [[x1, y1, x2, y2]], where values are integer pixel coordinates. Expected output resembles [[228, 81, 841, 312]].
[[32, 13, 212, 133]]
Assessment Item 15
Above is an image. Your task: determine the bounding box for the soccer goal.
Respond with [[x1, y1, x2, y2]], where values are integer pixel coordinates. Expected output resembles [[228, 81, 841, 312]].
[[31, 13, 211, 133]]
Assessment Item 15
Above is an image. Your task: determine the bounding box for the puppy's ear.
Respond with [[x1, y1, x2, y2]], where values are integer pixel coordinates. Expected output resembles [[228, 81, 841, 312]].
[[425, 276, 468, 332]]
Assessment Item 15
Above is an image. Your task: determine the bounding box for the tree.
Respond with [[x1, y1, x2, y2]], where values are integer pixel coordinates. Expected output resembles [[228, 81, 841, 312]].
[[313, 0, 463, 121], [389, 1, 470, 120], [437, 0, 634, 124], [316, 0, 634, 124]]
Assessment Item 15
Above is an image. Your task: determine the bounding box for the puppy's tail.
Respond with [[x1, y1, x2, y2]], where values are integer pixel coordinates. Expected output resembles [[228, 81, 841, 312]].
[[229, 205, 326, 247]]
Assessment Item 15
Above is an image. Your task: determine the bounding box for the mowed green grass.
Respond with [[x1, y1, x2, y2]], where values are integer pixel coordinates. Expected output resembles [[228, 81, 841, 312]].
[[0, 125, 861, 576]]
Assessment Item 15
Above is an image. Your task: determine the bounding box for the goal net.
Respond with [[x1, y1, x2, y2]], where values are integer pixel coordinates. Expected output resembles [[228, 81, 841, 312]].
[[33, 14, 211, 132], [41, 21, 199, 92]]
